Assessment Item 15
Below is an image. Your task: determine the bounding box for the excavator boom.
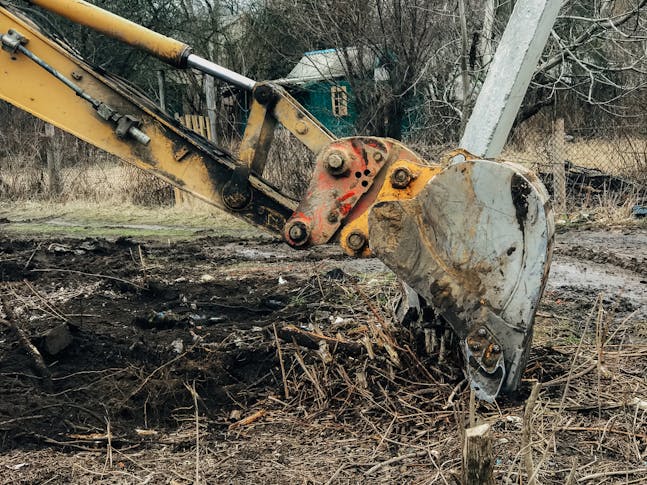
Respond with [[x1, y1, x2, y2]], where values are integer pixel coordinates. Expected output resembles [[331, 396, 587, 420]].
[[0, 0, 555, 401]]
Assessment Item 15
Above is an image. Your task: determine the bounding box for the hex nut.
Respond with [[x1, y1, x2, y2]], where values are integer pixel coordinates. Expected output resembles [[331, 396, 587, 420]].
[[287, 221, 309, 246], [346, 231, 367, 252], [325, 153, 347, 175], [391, 167, 414, 189]]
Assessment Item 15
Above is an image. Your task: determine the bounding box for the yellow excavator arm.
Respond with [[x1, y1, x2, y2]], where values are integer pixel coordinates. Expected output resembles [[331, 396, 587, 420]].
[[0, 0, 554, 401]]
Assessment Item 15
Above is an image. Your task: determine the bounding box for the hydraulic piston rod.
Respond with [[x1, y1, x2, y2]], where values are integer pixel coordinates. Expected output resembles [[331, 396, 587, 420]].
[[186, 55, 256, 91], [28, 0, 256, 90]]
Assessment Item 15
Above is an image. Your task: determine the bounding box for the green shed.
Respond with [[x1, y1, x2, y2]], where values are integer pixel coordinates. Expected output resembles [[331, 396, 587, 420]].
[[279, 48, 366, 137]]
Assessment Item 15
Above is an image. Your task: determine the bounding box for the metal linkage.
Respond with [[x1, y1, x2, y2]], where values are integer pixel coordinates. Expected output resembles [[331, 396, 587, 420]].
[[283, 138, 391, 249], [1, 29, 150, 145]]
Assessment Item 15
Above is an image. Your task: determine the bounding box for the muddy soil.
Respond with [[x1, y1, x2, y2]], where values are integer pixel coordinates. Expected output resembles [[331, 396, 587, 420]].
[[0, 227, 645, 484]]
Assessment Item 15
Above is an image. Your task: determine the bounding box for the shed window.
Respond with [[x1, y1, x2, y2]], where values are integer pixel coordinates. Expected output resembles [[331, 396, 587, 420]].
[[331, 86, 348, 117]]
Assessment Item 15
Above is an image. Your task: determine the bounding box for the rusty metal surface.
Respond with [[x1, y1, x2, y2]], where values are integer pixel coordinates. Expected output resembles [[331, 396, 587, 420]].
[[283, 137, 392, 247], [369, 159, 554, 401]]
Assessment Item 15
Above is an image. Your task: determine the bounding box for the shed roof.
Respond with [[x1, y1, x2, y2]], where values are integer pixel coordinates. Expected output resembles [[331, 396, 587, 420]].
[[282, 47, 376, 84]]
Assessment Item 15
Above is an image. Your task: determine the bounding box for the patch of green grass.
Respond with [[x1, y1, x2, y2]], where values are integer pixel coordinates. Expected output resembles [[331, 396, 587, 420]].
[[0, 201, 267, 240], [2, 222, 202, 239]]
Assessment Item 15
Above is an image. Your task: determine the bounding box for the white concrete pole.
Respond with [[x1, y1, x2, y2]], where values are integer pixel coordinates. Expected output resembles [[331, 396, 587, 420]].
[[459, 0, 562, 159]]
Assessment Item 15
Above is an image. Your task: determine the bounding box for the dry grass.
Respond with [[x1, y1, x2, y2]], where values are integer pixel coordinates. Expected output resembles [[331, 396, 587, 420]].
[[2, 119, 644, 227], [1, 258, 644, 484], [502, 132, 647, 182], [0, 162, 173, 206]]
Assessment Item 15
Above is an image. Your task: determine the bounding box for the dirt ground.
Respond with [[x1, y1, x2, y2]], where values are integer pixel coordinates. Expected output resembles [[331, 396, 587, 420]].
[[0, 216, 645, 484]]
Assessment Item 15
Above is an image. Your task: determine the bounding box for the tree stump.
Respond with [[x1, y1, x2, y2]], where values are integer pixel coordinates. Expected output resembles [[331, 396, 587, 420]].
[[463, 423, 494, 485]]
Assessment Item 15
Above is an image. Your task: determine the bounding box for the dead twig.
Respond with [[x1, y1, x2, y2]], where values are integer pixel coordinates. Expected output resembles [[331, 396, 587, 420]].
[[370, 413, 397, 460], [278, 324, 362, 354], [228, 409, 267, 430], [293, 344, 327, 405], [364, 449, 427, 475], [558, 296, 600, 413], [272, 323, 290, 400], [469, 387, 476, 427], [565, 458, 578, 485], [354, 283, 402, 366], [324, 463, 347, 484], [104, 417, 113, 471], [0, 414, 45, 428], [577, 468, 647, 482], [0, 296, 52, 388], [542, 362, 597, 387], [23, 279, 68, 322], [23, 242, 41, 270], [184, 381, 201, 485], [122, 343, 198, 404], [522, 381, 541, 485], [443, 379, 467, 410], [30, 268, 145, 289], [559, 426, 647, 440], [32, 433, 139, 452]]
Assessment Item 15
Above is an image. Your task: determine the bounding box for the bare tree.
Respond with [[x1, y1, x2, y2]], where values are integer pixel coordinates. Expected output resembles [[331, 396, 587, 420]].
[[512, 0, 647, 123]]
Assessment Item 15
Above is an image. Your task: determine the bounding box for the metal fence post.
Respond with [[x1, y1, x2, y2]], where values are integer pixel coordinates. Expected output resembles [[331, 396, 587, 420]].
[[552, 118, 566, 213]]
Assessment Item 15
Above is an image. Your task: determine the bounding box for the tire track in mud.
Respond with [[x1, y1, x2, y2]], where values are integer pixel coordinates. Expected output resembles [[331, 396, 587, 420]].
[[547, 229, 646, 318], [553, 245, 646, 278]]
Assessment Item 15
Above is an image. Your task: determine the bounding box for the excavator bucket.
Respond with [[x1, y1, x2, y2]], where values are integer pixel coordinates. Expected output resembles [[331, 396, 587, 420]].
[[369, 157, 554, 401]]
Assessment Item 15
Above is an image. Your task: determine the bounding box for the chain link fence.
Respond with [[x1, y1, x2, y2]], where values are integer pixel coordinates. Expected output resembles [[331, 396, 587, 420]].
[[501, 112, 646, 213], [2, 99, 645, 215]]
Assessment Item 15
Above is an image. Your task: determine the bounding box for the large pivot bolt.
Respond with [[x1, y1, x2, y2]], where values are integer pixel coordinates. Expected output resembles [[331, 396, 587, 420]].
[[324, 153, 347, 176], [346, 231, 367, 252], [254, 84, 278, 106], [391, 167, 414, 189], [286, 220, 310, 247]]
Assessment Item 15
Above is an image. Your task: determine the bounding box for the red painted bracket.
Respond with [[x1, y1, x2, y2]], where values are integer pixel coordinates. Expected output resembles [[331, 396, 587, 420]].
[[283, 137, 394, 247]]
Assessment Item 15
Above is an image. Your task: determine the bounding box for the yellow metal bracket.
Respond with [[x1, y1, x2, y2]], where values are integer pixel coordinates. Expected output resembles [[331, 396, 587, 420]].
[[339, 149, 479, 257]]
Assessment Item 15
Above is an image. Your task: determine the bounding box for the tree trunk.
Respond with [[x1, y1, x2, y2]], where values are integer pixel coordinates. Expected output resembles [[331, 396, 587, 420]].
[[157, 70, 166, 112], [44, 124, 62, 198]]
